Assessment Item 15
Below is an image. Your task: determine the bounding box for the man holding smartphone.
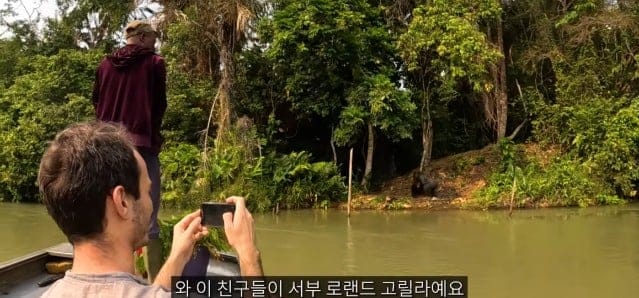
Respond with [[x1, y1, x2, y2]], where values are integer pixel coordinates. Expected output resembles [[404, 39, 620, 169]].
[[38, 121, 262, 298]]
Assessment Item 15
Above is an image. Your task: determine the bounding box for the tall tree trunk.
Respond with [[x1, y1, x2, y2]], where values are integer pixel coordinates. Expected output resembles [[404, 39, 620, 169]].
[[216, 26, 234, 143], [484, 14, 508, 140], [419, 91, 433, 174], [361, 122, 374, 187], [495, 15, 508, 139]]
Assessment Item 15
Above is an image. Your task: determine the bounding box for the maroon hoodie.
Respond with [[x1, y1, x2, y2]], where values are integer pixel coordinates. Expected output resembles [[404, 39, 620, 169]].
[[92, 44, 167, 154]]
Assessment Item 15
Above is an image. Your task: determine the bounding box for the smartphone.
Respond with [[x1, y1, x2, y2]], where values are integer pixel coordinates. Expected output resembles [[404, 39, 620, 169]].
[[201, 202, 236, 227]]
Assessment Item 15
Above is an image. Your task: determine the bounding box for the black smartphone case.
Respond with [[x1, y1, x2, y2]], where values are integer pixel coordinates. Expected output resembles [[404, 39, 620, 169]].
[[201, 202, 236, 227]]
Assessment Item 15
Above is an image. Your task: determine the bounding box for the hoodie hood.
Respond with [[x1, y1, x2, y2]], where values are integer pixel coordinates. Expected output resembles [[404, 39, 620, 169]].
[[107, 44, 156, 69]]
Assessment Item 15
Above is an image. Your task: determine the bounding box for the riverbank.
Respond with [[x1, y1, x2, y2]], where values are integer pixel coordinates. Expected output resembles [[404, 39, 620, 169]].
[[340, 142, 584, 211]]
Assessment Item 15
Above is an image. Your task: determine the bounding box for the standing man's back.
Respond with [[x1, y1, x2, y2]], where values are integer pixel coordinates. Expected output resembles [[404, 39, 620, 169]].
[[92, 20, 167, 280], [93, 21, 167, 152]]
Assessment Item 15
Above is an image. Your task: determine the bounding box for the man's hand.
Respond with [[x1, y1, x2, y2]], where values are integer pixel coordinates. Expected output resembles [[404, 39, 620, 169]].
[[223, 196, 263, 276], [170, 210, 209, 263], [153, 210, 209, 291]]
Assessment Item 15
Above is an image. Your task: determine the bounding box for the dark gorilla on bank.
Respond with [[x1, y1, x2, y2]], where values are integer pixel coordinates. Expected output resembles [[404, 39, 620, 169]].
[[411, 171, 438, 197]]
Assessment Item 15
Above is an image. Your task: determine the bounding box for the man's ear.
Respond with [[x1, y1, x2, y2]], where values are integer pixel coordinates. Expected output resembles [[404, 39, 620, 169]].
[[111, 185, 131, 219]]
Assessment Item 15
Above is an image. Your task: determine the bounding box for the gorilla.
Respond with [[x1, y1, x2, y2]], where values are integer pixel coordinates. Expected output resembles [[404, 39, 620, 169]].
[[411, 171, 438, 197]]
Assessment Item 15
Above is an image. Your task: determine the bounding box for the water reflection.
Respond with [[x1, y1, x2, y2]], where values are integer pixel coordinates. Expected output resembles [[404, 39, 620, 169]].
[[252, 206, 639, 297], [0, 202, 66, 261]]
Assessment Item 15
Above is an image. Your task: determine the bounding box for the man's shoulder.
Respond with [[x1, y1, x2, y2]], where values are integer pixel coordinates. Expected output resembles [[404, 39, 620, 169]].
[[40, 272, 170, 298], [151, 54, 166, 66]]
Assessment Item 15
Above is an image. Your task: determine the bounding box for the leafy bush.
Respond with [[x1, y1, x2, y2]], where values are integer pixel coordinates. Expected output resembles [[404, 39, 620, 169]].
[[475, 139, 622, 208], [203, 148, 346, 213], [170, 125, 348, 213], [160, 142, 202, 208], [262, 152, 346, 210], [161, 66, 211, 144], [533, 96, 639, 198], [587, 99, 639, 196], [0, 50, 99, 201]]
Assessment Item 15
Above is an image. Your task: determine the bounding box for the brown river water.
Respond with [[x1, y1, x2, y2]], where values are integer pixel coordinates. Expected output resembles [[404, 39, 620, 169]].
[[1, 202, 638, 297]]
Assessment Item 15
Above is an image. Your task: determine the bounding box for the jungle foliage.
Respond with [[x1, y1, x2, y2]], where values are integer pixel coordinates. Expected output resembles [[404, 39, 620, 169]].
[[2, 0, 638, 209]]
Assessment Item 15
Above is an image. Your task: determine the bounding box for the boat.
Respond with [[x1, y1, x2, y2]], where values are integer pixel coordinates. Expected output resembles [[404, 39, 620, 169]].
[[0, 243, 240, 297]]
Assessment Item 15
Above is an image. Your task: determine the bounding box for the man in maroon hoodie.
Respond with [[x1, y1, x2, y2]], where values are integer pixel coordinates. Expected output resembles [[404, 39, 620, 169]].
[[92, 20, 167, 281]]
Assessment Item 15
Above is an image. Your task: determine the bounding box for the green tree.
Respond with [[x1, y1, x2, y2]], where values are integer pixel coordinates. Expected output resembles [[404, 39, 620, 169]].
[[398, 0, 502, 172], [263, 0, 417, 187], [54, 0, 157, 51], [0, 39, 22, 88], [334, 73, 416, 186], [160, 0, 262, 147]]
